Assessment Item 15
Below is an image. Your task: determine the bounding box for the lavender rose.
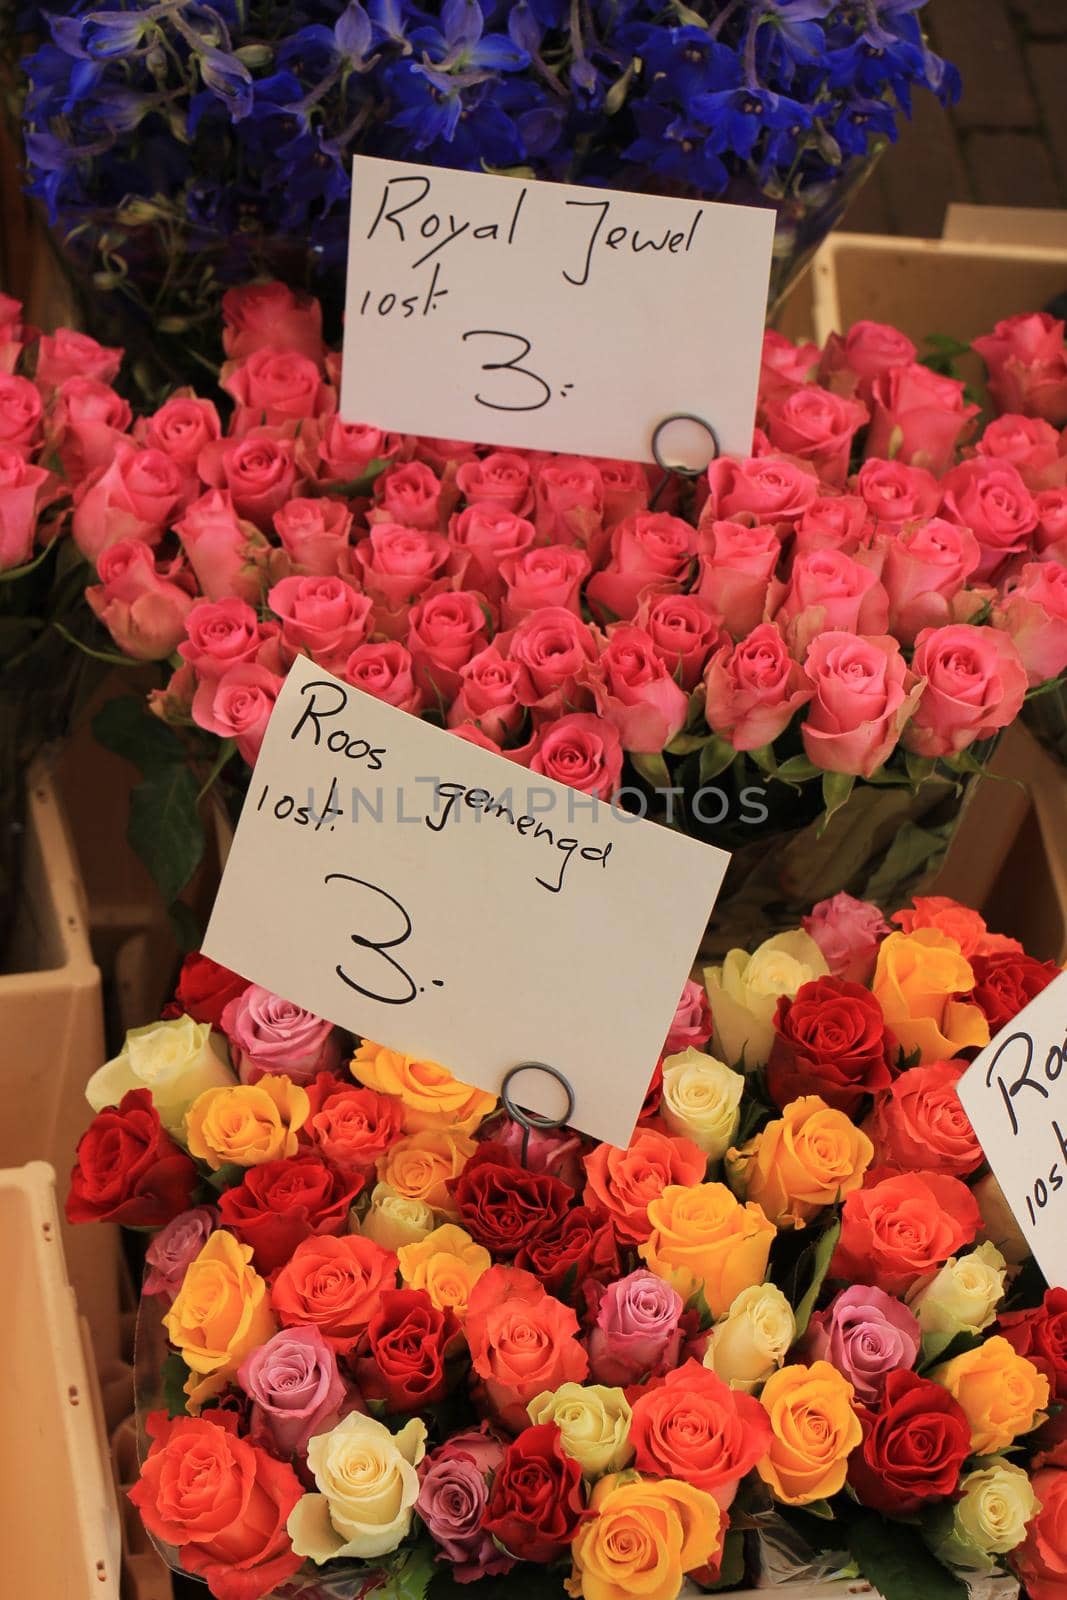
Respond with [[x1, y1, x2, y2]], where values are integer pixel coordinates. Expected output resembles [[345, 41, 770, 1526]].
[[237, 1325, 348, 1457], [416, 1428, 514, 1584], [143, 1206, 217, 1301], [587, 1269, 684, 1387], [803, 1284, 921, 1405], [220, 984, 340, 1084]]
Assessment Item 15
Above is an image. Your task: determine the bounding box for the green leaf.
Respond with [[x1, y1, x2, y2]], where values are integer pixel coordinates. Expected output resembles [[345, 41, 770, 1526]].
[[197, 736, 237, 801], [699, 735, 737, 784], [792, 1217, 841, 1339], [942, 747, 989, 777], [772, 754, 820, 784], [819, 771, 855, 828], [919, 1328, 984, 1374], [168, 900, 203, 954], [368, 1545, 436, 1600], [705, 1529, 746, 1590], [803, 1498, 836, 1520], [93, 695, 190, 778], [160, 1351, 190, 1418], [843, 1506, 968, 1600], [129, 765, 206, 905], [688, 1282, 716, 1332], [905, 752, 937, 790], [630, 750, 671, 791], [664, 730, 712, 756]]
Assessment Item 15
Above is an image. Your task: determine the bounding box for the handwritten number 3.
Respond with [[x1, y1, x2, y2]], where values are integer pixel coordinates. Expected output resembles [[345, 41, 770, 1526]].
[[325, 872, 418, 1006], [462, 330, 552, 412]]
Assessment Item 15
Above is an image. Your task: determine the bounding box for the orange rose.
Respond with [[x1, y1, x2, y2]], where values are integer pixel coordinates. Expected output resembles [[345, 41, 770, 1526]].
[[639, 1182, 775, 1315], [466, 1265, 589, 1431], [584, 1128, 708, 1245], [872, 929, 990, 1063], [377, 1128, 476, 1212], [727, 1095, 872, 1227], [757, 1361, 862, 1504], [831, 1170, 981, 1295], [932, 1335, 1049, 1454], [270, 1234, 397, 1352], [351, 1041, 496, 1134], [892, 896, 1021, 959]]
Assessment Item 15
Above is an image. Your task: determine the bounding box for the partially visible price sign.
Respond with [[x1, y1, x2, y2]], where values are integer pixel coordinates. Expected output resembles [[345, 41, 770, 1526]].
[[340, 156, 774, 467], [958, 968, 1067, 1285]]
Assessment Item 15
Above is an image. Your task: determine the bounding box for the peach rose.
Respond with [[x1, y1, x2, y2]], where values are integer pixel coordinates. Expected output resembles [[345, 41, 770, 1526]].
[[465, 1265, 588, 1432], [872, 929, 990, 1063], [639, 1181, 775, 1314], [756, 1361, 862, 1505]]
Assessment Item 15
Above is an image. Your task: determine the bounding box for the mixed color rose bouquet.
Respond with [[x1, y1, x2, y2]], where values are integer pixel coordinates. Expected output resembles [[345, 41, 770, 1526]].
[[66, 889, 1064, 1599], [15, 0, 958, 390]]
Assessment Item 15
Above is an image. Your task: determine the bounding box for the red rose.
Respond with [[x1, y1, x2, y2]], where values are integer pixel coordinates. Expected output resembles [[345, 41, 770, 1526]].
[[629, 1359, 771, 1508], [1000, 1290, 1067, 1403], [169, 951, 250, 1026], [451, 1142, 573, 1258], [129, 1408, 303, 1600], [516, 1205, 620, 1296], [216, 1155, 362, 1276], [767, 978, 897, 1114], [831, 1170, 981, 1295], [971, 950, 1061, 1034], [864, 1061, 983, 1178], [848, 1368, 971, 1515], [482, 1423, 585, 1563], [356, 1288, 459, 1411], [66, 1088, 198, 1227], [302, 1074, 404, 1178]]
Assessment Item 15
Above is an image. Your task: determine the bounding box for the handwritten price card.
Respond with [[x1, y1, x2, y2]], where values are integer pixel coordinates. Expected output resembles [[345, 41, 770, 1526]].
[[958, 968, 1067, 1285], [340, 156, 774, 466], [203, 657, 729, 1148]]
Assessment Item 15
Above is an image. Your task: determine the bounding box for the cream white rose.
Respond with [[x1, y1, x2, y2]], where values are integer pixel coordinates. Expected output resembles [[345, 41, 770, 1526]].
[[527, 1383, 633, 1478], [359, 1183, 437, 1251], [908, 1242, 1007, 1338], [704, 1283, 795, 1392], [937, 1458, 1039, 1570], [287, 1413, 427, 1563], [660, 1049, 744, 1161], [86, 1015, 233, 1135], [704, 931, 829, 1069]]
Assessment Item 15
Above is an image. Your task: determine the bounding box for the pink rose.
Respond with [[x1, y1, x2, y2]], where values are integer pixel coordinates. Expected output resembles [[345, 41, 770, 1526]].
[[179, 597, 268, 679], [802, 633, 920, 777], [451, 722, 502, 754], [198, 431, 300, 530], [306, 418, 403, 485], [704, 453, 819, 526], [773, 549, 890, 658], [223, 346, 334, 435], [221, 984, 339, 1084], [865, 363, 979, 474], [273, 496, 353, 576], [416, 1429, 513, 1584], [818, 321, 918, 404], [373, 461, 447, 532], [905, 623, 1029, 757], [1035, 488, 1067, 563], [762, 383, 869, 489], [447, 645, 524, 741], [599, 458, 652, 528], [499, 545, 590, 625], [694, 518, 780, 637], [239, 1327, 348, 1460], [354, 523, 452, 614], [143, 1207, 217, 1302], [939, 457, 1038, 580], [87, 540, 195, 660], [191, 662, 283, 764], [704, 621, 812, 751], [455, 451, 533, 513], [136, 395, 221, 478], [590, 624, 688, 752], [340, 641, 424, 714], [973, 312, 1067, 425], [587, 1269, 684, 1388], [527, 713, 622, 798], [407, 590, 489, 700], [634, 591, 725, 690], [72, 441, 185, 560], [586, 510, 695, 621], [993, 562, 1067, 685], [795, 494, 873, 556], [34, 327, 122, 391], [448, 504, 536, 601], [175, 488, 269, 603], [663, 978, 714, 1055], [0, 374, 43, 458], [977, 413, 1067, 492], [221, 281, 326, 367], [759, 328, 821, 408], [51, 378, 132, 480], [0, 449, 51, 569], [534, 457, 604, 546], [855, 459, 941, 526], [880, 517, 982, 644], [802, 892, 890, 983], [492, 1121, 585, 1190], [0, 293, 24, 374], [505, 607, 599, 713], [268, 575, 374, 670], [803, 1286, 920, 1407], [413, 435, 481, 473]]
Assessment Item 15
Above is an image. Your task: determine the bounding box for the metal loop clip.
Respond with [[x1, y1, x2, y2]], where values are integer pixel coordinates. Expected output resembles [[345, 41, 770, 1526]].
[[649, 411, 721, 509], [500, 1062, 576, 1166]]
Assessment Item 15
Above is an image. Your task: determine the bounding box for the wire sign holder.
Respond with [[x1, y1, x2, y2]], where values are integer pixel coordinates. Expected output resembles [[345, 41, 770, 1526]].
[[500, 1062, 577, 1166], [649, 411, 721, 509]]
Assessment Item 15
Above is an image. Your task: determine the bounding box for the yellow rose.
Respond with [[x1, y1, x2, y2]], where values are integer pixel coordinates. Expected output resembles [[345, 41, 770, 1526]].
[[726, 1095, 873, 1227], [184, 1074, 309, 1169], [397, 1223, 491, 1321], [639, 1182, 775, 1316], [704, 1284, 796, 1392], [359, 1183, 437, 1252], [872, 930, 990, 1064], [565, 1473, 722, 1600], [351, 1041, 496, 1134], [377, 1128, 476, 1212], [973, 1173, 1031, 1266], [932, 1335, 1049, 1453], [287, 1413, 426, 1563], [163, 1230, 275, 1406], [937, 1458, 1040, 1570], [660, 1049, 743, 1160], [528, 1384, 633, 1478], [756, 1361, 862, 1505], [86, 1015, 233, 1135], [704, 932, 829, 1069], [908, 1242, 1007, 1338]]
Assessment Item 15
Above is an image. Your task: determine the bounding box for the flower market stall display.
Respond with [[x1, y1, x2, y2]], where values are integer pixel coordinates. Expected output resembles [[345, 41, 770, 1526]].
[[16, 1, 959, 395], [22, 284, 1067, 951], [65, 891, 1066, 1600]]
